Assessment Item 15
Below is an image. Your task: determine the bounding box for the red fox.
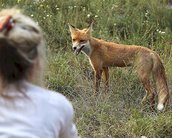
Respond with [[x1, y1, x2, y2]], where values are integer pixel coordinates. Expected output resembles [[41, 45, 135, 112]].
[[68, 22, 169, 111]]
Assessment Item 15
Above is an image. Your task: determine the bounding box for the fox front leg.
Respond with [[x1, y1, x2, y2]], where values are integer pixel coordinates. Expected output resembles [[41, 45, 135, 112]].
[[102, 67, 109, 93], [94, 69, 102, 95]]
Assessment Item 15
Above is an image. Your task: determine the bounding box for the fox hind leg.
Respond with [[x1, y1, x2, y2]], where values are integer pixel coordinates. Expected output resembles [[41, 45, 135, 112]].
[[137, 62, 155, 110], [139, 73, 155, 110], [141, 79, 155, 104]]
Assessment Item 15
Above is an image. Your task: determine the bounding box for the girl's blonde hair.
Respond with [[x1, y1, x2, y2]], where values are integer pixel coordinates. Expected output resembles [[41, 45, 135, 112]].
[[0, 8, 45, 94]]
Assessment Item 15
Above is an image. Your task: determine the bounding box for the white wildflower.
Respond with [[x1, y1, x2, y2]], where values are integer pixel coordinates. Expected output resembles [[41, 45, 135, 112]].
[[87, 14, 91, 18]]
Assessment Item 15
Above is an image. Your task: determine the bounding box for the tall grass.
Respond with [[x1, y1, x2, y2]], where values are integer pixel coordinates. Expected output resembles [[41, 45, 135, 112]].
[[1, 0, 172, 137]]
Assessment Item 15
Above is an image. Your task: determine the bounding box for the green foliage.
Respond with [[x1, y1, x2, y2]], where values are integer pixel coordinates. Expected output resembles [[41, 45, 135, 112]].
[[1, 0, 172, 49], [127, 110, 172, 137], [1, 0, 172, 137]]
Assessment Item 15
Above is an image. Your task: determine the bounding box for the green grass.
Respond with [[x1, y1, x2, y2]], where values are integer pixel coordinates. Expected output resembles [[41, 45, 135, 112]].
[[1, 0, 172, 137]]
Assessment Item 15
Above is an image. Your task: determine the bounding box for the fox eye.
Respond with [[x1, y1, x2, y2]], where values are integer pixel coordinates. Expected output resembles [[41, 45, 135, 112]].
[[72, 39, 76, 42], [80, 40, 85, 43]]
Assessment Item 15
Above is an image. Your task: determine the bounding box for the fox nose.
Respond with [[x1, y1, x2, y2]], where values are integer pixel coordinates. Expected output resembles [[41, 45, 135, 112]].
[[73, 46, 77, 51]]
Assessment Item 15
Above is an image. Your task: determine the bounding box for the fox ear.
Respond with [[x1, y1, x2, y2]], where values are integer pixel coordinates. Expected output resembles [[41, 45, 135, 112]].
[[85, 22, 93, 35], [68, 23, 77, 33]]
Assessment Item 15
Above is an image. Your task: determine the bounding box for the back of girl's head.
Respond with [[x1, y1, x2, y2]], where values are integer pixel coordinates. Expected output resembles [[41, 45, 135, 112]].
[[0, 8, 45, 91]]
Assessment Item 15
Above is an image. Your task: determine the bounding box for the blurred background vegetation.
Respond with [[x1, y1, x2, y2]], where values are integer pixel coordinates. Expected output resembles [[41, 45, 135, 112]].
[[1, 0, 172, 137]]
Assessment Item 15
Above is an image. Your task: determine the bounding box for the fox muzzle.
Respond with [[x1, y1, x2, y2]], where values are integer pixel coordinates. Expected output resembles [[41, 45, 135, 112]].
[[72, 42, 86, 55]]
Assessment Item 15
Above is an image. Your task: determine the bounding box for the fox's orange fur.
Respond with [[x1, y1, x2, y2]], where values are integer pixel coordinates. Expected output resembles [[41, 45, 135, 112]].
[[68, 23, 169, 111]]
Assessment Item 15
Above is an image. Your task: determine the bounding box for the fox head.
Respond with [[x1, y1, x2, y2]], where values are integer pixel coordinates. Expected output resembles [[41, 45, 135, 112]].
[[68, 22, 93, 56]]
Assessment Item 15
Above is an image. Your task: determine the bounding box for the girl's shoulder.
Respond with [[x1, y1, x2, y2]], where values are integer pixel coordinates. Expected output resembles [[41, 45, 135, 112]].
[[26, 82, 74, 115]]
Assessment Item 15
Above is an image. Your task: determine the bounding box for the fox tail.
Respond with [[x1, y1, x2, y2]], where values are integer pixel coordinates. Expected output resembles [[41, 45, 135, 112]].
[[152, 53, 169, 111]]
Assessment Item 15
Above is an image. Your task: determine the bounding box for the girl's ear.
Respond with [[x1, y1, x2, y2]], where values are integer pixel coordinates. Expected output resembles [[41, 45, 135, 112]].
[[68, 23, 78, 33], [85, 22, 93, 35]]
